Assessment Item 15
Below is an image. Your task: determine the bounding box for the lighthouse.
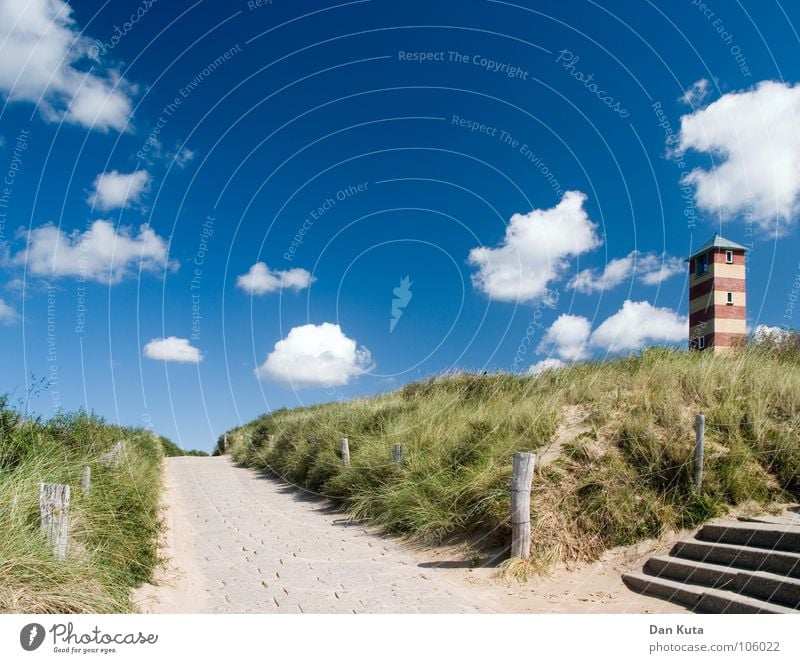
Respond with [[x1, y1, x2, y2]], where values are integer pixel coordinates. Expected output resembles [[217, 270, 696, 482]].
[[687, 234, 748, 352]]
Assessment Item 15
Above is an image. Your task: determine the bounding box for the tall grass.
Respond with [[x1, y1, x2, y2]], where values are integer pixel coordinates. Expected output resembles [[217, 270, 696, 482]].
[[225, 346, 800, 568], [0, 400, 165, 613]]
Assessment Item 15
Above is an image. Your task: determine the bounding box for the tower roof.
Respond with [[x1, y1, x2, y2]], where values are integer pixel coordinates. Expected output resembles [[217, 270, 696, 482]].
[[685, 233, 748, 261]]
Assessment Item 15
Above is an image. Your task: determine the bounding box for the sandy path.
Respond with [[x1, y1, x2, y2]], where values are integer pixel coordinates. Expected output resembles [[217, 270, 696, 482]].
[[134, 456, 684, 614]]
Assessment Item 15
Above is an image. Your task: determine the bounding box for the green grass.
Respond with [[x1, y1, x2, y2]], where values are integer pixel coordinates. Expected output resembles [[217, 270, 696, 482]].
[[224, 345, 800, 569], [0, 401, 166, 613]]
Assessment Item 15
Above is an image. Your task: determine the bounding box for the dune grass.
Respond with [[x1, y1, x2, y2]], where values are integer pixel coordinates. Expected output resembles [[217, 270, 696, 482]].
[[0, 402, 165, 613], [225, 345, 800, 570]]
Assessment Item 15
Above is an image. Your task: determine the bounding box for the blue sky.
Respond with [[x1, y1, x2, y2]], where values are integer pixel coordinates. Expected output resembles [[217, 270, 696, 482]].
[[1, 0, 799, 450]]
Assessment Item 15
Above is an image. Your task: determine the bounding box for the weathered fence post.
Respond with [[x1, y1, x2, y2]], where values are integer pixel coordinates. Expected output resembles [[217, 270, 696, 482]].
[[694, 414, 705, 491], [40, 483, 70, 560], [222, 434, 228, 453], [267, 434, 274, 448], [510, 452, 536, 559], [81, 466, 91, 494], [392, 443, 402, 465], [340, 437, 350, 466], [100, 440, 125, 467]]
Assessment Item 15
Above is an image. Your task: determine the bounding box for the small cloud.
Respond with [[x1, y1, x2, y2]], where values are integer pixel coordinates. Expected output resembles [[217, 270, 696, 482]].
[[236, 262, 315, 295], [590, 300, 687, 353], [13, 219, 174, 284], [170, 147, 195, 169], [87, 169, 151, 211], [144, 337, 203, 363], [569, 251, 684, 293], [256, 322, 373, 388], [528, 357, 565, 376], [468, 191, 601, 303], [0, 298, 19, 325], [537, 313, 591, 361], [680, 78, 712, 106]]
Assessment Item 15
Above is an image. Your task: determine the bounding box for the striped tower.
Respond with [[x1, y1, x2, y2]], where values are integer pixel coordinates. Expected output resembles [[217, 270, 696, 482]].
[[687, 234, 748, 353]]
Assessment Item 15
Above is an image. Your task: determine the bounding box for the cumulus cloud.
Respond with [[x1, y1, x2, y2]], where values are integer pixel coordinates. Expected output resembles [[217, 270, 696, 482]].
[[236, 262, 315, 295], [537, 313, 591, 361], [590, 300, 687, 353], [468, 191, 601, 303], [0, 0, 134, 131], [144, 337, 203, 363], [752, 324, 791, 343], [256, 323, 373, 388], [87, 170, 151, 211], [677, 80, 800, 233], [531, 300, 686, 371], [569, 251, 684, 293], [680, 78, 712, 107], [528, 357, 565, 376], [0, 298, 19, 325], [13, 219, 174, 284]]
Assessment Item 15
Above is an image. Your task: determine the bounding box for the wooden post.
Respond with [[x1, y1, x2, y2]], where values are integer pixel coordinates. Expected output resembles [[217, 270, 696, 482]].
[[392, 443, 402, 465], [340, 437, 350, 466], [100, 440, 125, 467], [267, 434, 274, 448], [81, 466, 91, 494], [694, 414, 705, 491], [510, 452, 536, 559], [223, 434, 228, 453], [39, 483, 70, 560]]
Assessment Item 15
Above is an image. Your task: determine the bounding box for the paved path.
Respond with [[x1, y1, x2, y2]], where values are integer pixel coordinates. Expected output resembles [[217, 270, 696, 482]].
[[136, 457, 494, 613]]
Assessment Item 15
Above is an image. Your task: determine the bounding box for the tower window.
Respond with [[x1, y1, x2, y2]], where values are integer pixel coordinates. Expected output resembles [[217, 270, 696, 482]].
[[696, 253, 709, 276], [697, 335, 706, 349], [726, 292, 734, 304], [725, 250, 733, 263]]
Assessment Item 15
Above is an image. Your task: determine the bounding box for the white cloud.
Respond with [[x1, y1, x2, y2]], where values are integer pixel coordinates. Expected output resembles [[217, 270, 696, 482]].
[[569, 251, 684, 293], [537, 313, 591, 361], [590, 300, 687, 353], [13, 219, 174, 284], [468, 191, 601, 303], [87, 170, 151, 211], [680, 78, 711, 106], [636, 252, 685, 285], [0, 0, 134, 131], [256, 323, 373, 388], [0, 298, 19, 325], [752, 324, 791, 343], [570, 253, 635, 293], [236, 262, 315, 295], [144, 337, 203, 364], [528, 357, 565, 376], [678, 80, 800, 233], [172, 147, 195, 168]]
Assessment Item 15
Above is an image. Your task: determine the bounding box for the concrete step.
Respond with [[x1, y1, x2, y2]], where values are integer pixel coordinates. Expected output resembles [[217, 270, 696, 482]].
[[699, 522, 800, 553], [739, 514, 800, 527], [622, 572, 798, 614], [672, 539, 800, 578], [646, 556, 800, 609]]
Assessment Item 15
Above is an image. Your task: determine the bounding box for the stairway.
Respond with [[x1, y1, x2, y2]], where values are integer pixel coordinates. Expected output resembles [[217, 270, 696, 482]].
[[623, 514, 800, 614]]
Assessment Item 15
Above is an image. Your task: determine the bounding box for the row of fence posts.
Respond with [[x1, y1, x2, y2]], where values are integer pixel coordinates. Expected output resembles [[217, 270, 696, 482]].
[[226, 413, 708, 561], [39, 440, 127, 561]]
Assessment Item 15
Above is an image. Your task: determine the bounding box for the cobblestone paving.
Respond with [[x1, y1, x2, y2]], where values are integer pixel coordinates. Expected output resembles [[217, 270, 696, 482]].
[[168, 456, 496, 613]]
